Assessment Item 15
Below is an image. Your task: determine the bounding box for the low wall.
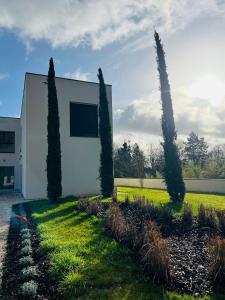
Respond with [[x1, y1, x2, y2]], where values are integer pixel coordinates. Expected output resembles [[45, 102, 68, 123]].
[[114, 178, 225, 195]]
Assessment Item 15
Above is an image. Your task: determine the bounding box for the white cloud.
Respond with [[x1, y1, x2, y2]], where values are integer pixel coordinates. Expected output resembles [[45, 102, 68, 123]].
[[0, 0, 222, 50], [63, 68, 91, 81], [114, 87, 225, 147]]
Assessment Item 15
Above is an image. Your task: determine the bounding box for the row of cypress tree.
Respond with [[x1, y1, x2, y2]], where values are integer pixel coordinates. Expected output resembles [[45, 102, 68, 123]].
[[46, 59, 113, 201], [46, 30, 185, 203]]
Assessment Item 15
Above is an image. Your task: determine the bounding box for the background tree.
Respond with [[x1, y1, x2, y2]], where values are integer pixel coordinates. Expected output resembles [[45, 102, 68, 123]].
[[148, 145, 165, 178], [183, 132, 208, 166], [154, 31, 185, 202], [131, 143, 146, 179], [98, 68, 114, 197], [47, 57, 62, 200], [114, 141, 132, 178]]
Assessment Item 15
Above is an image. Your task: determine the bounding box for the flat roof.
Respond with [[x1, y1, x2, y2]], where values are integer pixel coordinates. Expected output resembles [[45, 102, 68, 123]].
[[0, 116, 20, 119], [25, 72, 112, 87]]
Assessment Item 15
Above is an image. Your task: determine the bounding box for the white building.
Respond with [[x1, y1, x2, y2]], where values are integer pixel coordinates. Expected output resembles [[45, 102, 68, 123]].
[[0, 73, 112, 199]]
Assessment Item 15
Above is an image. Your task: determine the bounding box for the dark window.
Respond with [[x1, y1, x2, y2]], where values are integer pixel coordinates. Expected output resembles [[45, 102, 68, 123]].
[[0, 131, 15, 153], [0, 167, 14, 189], [70, 103, 98, 137]]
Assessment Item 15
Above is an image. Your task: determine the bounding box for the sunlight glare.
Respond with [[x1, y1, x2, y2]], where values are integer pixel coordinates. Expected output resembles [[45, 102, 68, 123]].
[[189, 75, 225, 106]]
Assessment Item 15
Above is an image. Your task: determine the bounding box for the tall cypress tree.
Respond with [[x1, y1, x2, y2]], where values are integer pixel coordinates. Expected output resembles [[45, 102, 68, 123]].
[[98, 68, 114, 197], [47, 57, 62, 200], [154, 31, 185, 202]]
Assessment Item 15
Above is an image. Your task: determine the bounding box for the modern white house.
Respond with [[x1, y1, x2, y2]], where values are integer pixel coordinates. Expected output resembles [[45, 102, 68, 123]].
[[0, 73, 112, 199]]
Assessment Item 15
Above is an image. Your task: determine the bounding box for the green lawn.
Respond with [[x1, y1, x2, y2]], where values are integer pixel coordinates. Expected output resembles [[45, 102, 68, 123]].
[[28, 196, 224, 300], [117, 186, 225, 216]]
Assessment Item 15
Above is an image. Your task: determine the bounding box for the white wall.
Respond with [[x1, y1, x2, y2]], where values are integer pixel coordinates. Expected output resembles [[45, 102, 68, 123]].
[[21, 79, 27, 197], [0, 117, 21, 190], [22, 73, 112, 199], [115, 178, 225, 194]]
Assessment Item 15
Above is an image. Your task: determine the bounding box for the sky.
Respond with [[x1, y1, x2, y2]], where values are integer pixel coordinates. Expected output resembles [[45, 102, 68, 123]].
[[0, 0, 225, 151]]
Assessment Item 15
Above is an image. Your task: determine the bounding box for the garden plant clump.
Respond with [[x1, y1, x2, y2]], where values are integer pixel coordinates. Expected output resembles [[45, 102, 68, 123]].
[[18, 206, 38, 298], [20, 280, 38, 297], [208, 237, 225, 283], [21, 266, 37, 280], [1, 203, 43, 299], [140, 220, 170, 283]]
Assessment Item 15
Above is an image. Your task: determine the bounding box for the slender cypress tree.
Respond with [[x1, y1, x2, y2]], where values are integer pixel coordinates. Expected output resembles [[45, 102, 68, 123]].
[[47, 57, 62, 200], [154, 31, 185, 202], [98, 68, 114, 197]]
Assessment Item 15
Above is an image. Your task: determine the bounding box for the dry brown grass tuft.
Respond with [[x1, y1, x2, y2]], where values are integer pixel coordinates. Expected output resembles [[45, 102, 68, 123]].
[[105, 204, 139, 246], [124, 195, 130, 206], [139, 220, 170, 283], [77, 198, 102, 216], [208, 237, 225, 283], [182, 202, 193, 227], [207, 208, 219, 231], [133, 196, 149, 208], [217, 211, 225, 235], [86, 199, 102, 216], [198, 204, 206, 227], [198, 205, 219, 231], [77, 198, 90, 212], [106, 204, 126, 240]]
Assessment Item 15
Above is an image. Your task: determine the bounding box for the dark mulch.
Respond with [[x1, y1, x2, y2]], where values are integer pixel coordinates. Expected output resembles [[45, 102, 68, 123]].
[[167, 220, 212, 297], [1, 203, 62, 300]]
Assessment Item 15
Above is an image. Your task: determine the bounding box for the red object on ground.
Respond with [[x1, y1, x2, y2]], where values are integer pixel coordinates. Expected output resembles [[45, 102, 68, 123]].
[[15, 214, 32, 225]]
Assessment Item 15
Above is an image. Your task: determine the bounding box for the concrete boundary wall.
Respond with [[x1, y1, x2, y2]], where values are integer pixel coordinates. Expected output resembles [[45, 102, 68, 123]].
[[115, 178, 225, 195]]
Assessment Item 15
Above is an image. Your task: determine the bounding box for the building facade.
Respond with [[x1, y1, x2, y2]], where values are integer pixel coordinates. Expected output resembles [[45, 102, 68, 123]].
[[0, 73, 112, 199], [0, 117, 21, 190]]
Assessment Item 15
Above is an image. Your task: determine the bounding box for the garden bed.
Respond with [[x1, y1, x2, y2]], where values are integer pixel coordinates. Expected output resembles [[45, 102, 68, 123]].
[[1, 203, 60, 300], [78, 196, 225, 299], [2, 195, 225, 299]]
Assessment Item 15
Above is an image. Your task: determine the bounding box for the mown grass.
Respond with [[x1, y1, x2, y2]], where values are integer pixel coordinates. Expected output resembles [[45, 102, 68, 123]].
[[117, 186, 225, 216], [28, 197, 224, 300]]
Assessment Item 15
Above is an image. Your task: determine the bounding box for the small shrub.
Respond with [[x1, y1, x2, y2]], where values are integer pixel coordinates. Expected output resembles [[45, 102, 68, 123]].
[[21, 238, 31, 248], [19, 255, 34, 267], [139, 220, 170, 283], [208, 237, 225, 283], [21, 266, 37, 280], [86, 199, 101, 216], [198, 204, 206, 227], [20, 280, 38, 297], [77, 198, 89, 212], [21, 245, 32, 256], [182, 202, 193, 227], [20, 228, 30, 235], [21, 232, 31, 240]]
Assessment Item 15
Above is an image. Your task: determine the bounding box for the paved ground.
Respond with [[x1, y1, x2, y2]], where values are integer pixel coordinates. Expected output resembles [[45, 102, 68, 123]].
[[0, 192, 29, 288]]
